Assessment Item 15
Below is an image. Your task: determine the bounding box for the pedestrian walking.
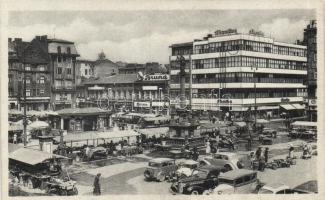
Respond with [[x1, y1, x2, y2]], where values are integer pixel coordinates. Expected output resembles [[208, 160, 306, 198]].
[[288, 144, 294, 158], [13, 133, 17, 144], [255, 147, 262, 160], [264, 147, 269, 163], [205, 140, 211, 155], [93, 173, 101, 195]]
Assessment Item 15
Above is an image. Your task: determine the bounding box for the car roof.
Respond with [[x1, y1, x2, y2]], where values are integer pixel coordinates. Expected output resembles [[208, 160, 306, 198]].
[[293, 180, 318, 193], [182, 160, 199, 165], [149, 158, 174, 163], [199, 165, 225, 171], [219, 169, 256, 180], [262, 183, 290, 191], [215, 152, 237, 156]]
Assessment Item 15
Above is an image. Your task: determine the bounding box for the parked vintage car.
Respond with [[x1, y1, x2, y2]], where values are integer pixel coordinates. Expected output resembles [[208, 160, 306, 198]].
[[261, 128, 277, 138], [175, 160, 200, 178], [144, 158, 178, 182], [258, 183, 292, 194], [170, 165, 224, 195], [88, 147, 108, 160], [199, 152, 245, 171], [205, 169, 263, 194]]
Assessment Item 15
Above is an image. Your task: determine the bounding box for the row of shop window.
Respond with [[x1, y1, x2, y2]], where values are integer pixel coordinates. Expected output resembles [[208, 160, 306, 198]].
[[193, 40, 306, 57]]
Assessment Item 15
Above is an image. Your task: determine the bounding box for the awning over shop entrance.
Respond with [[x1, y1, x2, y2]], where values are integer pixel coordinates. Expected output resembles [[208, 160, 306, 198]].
[[280, 104, 296, 110]]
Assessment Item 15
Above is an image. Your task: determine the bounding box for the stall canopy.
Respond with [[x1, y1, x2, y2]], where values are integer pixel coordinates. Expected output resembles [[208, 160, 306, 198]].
[[56, 129, 140, 142], [9, 148, 64, 165], [291, 121, 317, 128], [280, 104, 296, 110], [292, 104, 305, 110], [57, 107, 110, 116], [28, 121, 49, 130], [9, 109, 23, 116], [256, 119, 270, 124], [136, 127, 169, 137]]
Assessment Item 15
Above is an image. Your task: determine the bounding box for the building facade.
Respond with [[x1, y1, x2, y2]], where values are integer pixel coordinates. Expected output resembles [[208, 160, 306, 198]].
[[78, 73, 169, 114], [170, 29, 307, 118], [47, 37, 80, 110], [93, 52, 119, 78], [302, 20, 317, 121], [8, 37, 51, 111], [76, 59, 95, 85], [118, 62, 167, 75]]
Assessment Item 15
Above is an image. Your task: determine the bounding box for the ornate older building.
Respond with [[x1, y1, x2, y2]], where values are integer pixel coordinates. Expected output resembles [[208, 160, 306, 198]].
[[8, 37, 51, 111]]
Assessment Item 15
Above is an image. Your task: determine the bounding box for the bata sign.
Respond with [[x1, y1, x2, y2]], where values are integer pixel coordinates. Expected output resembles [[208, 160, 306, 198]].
[[143, 74, 169, 81]]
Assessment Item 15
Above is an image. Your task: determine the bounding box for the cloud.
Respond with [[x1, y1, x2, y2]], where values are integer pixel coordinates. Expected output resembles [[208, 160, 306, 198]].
[[258, 18, 309, 43], [8, 11, 314, 64]]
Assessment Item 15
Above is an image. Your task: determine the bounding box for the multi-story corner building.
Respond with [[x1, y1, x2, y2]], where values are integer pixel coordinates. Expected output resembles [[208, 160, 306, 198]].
[[302, 20, 317, 121], [170, 29, 308, 118], [46, 36, 80, 110], [8, 37, 51, 111]]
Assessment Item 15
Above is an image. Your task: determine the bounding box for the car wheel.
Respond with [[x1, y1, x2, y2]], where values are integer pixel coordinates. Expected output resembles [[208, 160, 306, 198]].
[[144, 170, 151, 180], [191, 190, 200, 195], [224, 164, 232, 172]]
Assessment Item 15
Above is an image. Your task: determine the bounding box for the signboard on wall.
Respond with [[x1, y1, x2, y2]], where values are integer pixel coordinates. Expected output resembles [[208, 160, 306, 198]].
[[138, 73, 170, 81], [134, 102, 150, 108], [142, 86, 158, 90]]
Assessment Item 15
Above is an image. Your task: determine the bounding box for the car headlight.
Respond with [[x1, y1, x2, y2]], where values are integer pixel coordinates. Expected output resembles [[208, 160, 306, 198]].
[[218, 191, 223, 195]]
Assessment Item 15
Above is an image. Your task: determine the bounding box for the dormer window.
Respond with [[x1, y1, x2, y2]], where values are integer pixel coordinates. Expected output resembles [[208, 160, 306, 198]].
[[57, 46, 61, 54]]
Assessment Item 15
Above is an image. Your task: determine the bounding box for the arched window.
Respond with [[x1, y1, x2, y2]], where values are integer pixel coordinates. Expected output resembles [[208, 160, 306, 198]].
[[39, 76, 45, 84], [57, 46, 61, 54]]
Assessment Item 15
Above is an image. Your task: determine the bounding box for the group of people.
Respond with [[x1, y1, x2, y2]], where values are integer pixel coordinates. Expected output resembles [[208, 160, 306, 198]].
[[251, 147, 269, 171]]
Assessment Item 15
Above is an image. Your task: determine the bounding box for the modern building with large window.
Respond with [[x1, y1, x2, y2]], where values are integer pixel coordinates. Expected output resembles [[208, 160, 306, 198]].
[[170, 29, 307, 118]]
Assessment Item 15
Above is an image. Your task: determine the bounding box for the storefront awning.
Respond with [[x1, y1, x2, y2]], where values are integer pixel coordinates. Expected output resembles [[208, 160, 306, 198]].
[[292, 104, 305, 110], [280, 104, 296, 110]]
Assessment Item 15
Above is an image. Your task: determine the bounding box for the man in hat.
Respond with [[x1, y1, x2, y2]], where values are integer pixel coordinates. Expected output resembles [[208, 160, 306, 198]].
[[93, 173, 101, 195]]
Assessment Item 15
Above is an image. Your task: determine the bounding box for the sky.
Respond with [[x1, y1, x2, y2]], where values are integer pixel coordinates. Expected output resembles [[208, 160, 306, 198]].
[[8, 10, 315, 64]]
